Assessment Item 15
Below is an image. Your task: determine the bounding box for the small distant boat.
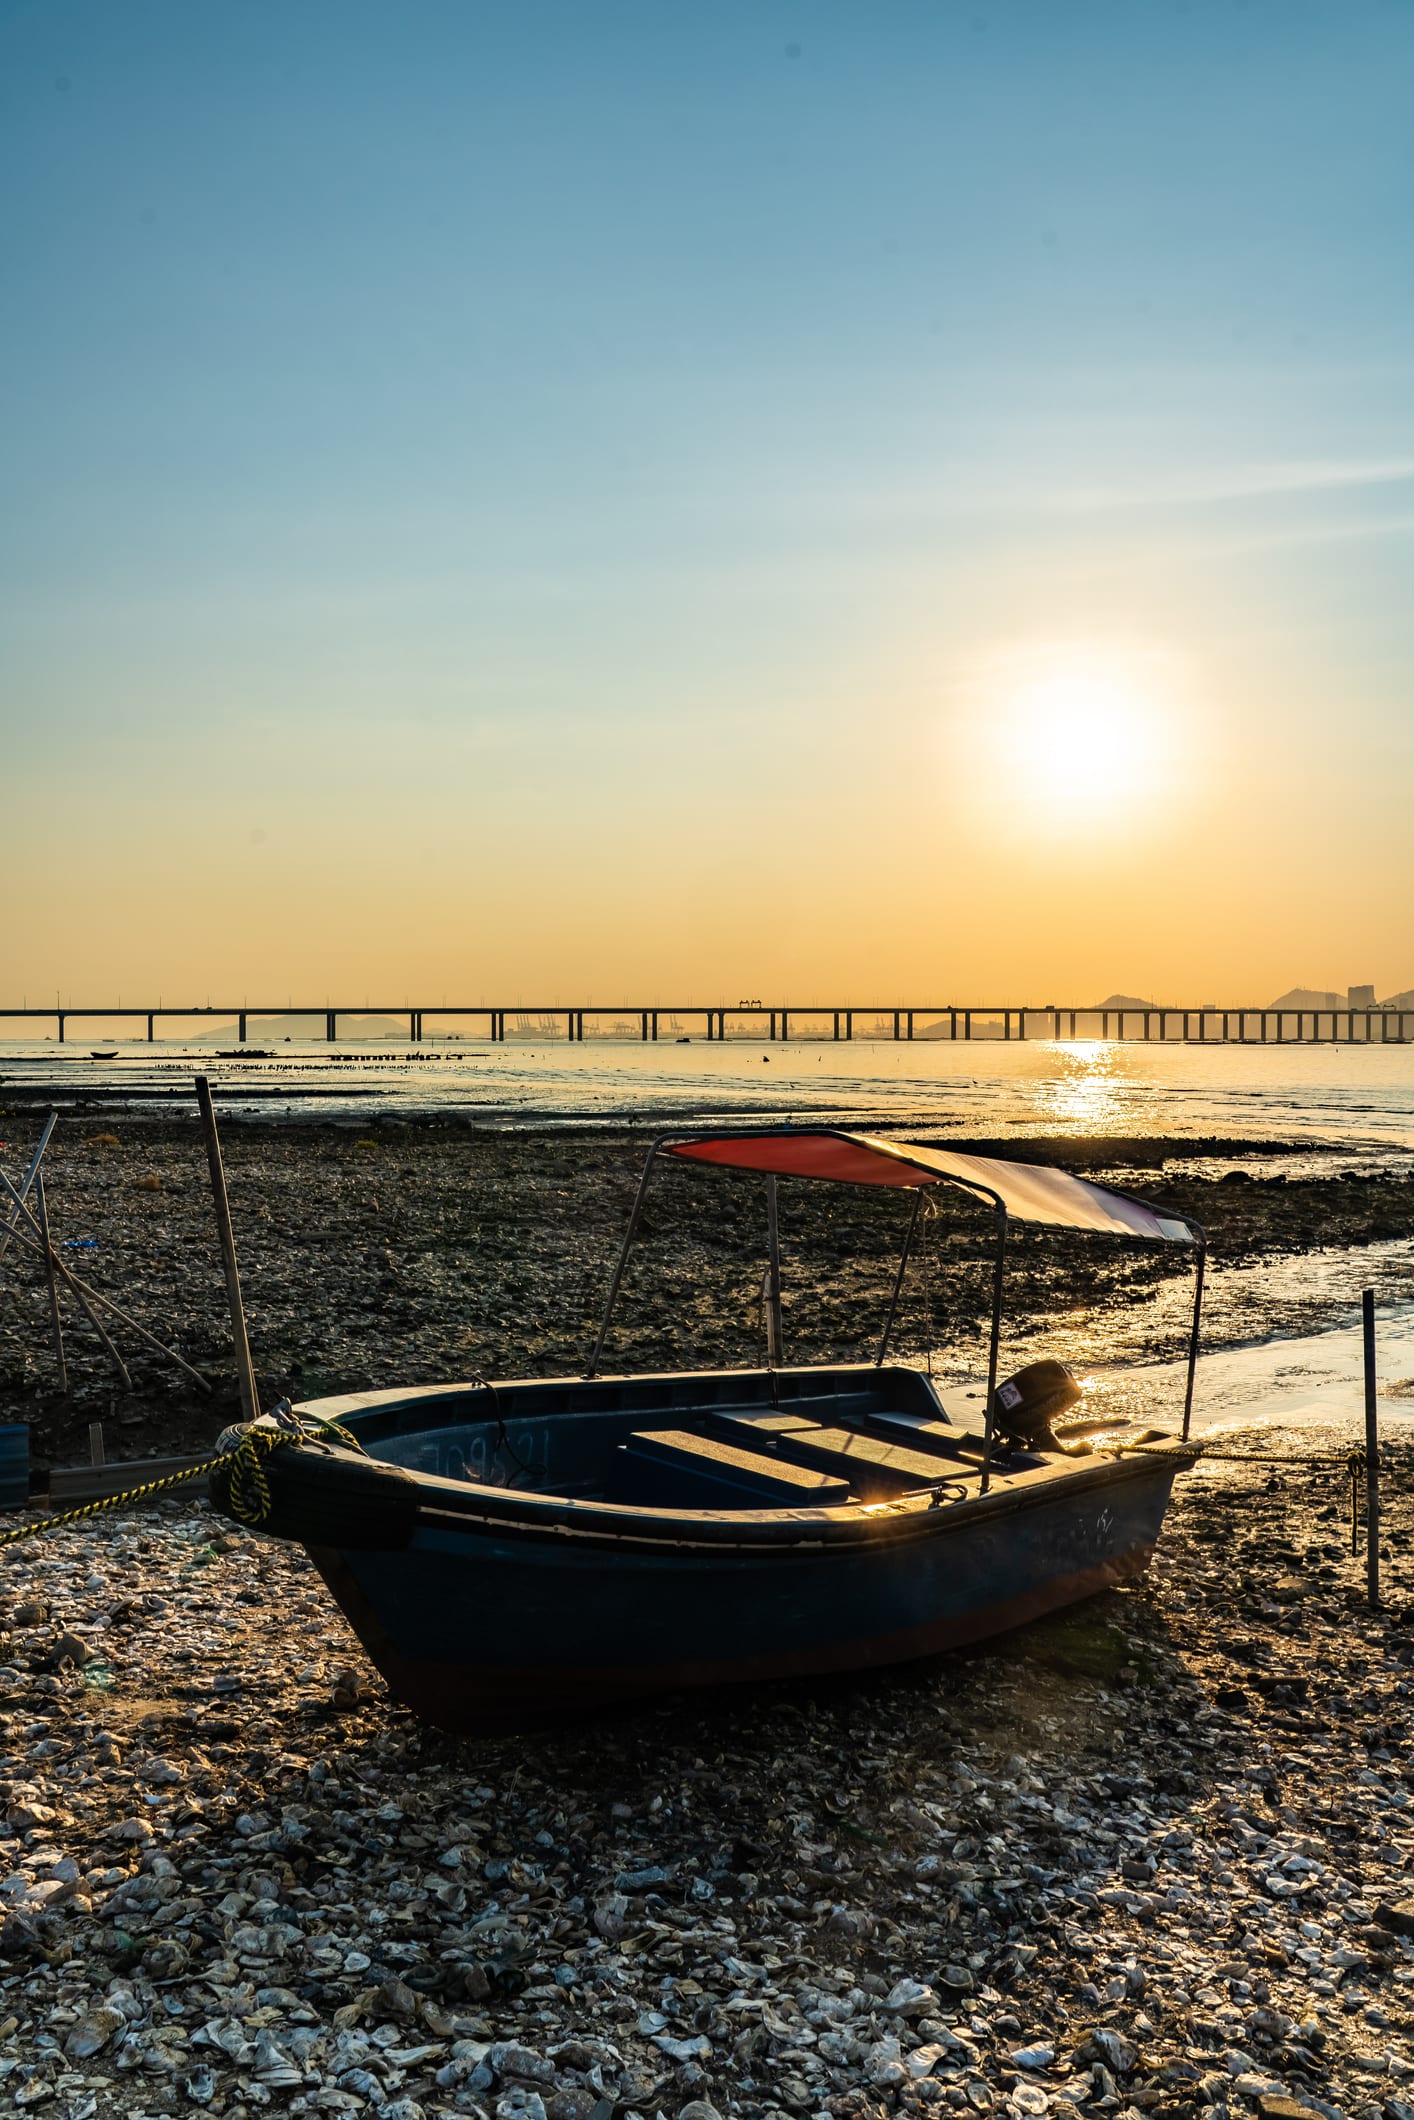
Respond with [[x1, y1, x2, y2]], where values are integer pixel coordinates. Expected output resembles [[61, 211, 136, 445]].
[[89, 1049, 119, 1060], [212, 1128, 1207, 1734]]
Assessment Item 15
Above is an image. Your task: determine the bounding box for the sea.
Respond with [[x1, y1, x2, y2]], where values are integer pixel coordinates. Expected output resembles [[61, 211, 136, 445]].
[[3, 1032, 1414, 1157]]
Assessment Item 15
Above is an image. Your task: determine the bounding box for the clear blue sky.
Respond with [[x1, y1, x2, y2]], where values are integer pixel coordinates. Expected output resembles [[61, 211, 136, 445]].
[[4, 1, 1412, 1002]]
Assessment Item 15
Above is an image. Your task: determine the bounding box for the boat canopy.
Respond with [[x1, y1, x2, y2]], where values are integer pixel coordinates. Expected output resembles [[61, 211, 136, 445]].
[[664, 1130, 1199, 1245]]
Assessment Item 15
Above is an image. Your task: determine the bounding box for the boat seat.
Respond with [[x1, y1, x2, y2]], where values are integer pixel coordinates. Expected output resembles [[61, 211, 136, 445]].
[[858, 1409, 986, 1462], [614, 1428, 852, 1510], [709, 1413, 956, 1501]]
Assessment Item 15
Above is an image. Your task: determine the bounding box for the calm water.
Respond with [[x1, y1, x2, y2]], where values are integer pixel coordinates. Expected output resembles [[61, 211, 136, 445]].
[[4, 1034, 1414, 1153]]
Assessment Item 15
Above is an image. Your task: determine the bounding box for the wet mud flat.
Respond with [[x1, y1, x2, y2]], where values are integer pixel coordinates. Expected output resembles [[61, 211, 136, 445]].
[[0, 1433, 1412, 2119], [1, 1118, 1412, 1470]]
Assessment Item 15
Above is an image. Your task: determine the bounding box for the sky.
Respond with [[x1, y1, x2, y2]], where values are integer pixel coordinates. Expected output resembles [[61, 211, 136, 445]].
[[3, 0, 1413, 1009]]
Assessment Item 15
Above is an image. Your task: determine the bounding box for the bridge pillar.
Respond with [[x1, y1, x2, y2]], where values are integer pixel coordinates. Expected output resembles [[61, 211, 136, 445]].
[[239, 1013, 247, 1043], [963, 1011, 971, 1040], [652, 1012, 658, 1041], [845, 1011, 853, 1040], [57, 1012, 64, 1044], [782, 1011, 790, 1041], [147, 1013, 154, 1042], [907, 1011, 914, 1040], [326, 1012, 336, 1042], [893, 1011, 900, 1041], [1003, 1011, 1010, 1041]]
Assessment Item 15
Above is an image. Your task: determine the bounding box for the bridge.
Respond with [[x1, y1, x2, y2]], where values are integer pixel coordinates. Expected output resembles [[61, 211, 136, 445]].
[[2, 1003, 1411, 1045]]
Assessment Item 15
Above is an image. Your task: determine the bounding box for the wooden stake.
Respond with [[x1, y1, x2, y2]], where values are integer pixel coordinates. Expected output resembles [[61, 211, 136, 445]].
[[1364, 1287, 1380, 1607], [35, 1176, 67, 1395], [194, 1076, 259, 1424]]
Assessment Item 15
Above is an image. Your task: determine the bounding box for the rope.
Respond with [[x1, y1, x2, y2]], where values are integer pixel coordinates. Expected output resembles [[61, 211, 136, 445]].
[[0, 1407, 363, 1551], [1116, 1438, 1393, 1469]]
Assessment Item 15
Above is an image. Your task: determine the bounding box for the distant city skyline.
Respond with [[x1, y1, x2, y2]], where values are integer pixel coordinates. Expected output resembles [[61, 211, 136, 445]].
[[4, 2, 1412, 1000]]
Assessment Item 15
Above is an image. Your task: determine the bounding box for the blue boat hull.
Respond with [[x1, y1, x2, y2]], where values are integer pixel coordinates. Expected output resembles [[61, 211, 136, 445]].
[[309, 1449, 1180, 1732]]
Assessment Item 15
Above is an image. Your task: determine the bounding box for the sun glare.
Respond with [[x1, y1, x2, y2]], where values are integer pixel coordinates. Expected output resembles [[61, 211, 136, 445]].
[[980, 644, 1181, 812]]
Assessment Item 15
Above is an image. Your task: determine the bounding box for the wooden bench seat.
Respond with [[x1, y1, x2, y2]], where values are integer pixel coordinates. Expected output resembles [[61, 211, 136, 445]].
[[709, 1413, 957, 1500], [617, 1428, 852, 1509], [860, 1408, 987, 1461]]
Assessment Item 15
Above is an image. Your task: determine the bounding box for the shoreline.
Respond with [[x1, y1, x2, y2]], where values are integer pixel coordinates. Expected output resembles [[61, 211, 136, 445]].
[[1, 1118, 1411, 1470]]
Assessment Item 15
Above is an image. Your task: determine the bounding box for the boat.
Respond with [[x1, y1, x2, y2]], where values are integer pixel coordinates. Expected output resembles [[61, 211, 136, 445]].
[[89, 1049, 119, 1060], [210, 1129, 1207, 1733]]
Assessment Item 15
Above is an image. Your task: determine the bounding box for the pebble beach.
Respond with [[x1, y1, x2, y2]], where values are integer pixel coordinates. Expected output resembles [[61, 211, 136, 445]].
[[0, 1107, 1412, 2120], [0, 1442, 1412, 2120]]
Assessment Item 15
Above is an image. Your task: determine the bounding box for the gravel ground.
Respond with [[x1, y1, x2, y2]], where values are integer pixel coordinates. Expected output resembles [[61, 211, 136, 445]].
[[1, 1434, 1412, 2120]]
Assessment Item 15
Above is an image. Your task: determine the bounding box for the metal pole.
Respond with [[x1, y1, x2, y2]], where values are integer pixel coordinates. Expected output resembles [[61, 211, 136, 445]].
[[1364, 1287, 1380, 1607], [587, 1143, 658, 1376], [35, 1175, 67, 1394], [765, 1176, 784, 1363], [979, 1210, 1008, 1495], [194, 1076, 259, 1425], [1181, 1244, 1206, 1442], [876, 1190, 923, 1365]]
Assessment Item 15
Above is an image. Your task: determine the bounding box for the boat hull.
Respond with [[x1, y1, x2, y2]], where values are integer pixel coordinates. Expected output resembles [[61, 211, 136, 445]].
[[308, 1452, 1180, 1733]]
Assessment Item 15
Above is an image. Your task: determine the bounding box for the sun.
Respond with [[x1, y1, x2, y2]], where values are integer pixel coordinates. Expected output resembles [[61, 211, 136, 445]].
[[990, 646, 1176, 808]]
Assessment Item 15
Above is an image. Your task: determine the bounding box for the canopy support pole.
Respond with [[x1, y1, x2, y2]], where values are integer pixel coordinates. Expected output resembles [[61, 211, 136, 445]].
[[587, 1144, 658, 1377], [1181, 1242, 1206, 1442], [876, 1190, 922, 1365], [765, 1176, 784, 1363], [979, 1209, 1008, 1494]]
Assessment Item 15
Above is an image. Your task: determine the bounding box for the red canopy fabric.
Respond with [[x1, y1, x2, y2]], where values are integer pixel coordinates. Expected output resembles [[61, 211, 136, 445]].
[[664, 1130, 1199, 1245]]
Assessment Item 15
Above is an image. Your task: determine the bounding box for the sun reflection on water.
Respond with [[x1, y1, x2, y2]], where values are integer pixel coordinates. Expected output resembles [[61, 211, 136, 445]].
[[1028, 1041, 1130, 1135]]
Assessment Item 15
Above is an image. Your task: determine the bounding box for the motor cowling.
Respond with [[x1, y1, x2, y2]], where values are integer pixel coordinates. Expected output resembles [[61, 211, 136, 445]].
[[992, 1358, 1082, 1444]]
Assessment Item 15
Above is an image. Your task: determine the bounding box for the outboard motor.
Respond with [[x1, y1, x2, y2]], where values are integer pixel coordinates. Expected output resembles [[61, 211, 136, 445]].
[[993, 1359, 1082, 1448]]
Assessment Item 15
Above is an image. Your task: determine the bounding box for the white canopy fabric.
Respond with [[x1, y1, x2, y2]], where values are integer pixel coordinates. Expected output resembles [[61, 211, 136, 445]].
[[664, 1130, 1200, 1245]]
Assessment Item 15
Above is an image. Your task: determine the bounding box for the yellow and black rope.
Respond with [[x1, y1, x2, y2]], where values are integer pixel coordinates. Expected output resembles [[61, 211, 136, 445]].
[[0, 1412, 362, 1551]]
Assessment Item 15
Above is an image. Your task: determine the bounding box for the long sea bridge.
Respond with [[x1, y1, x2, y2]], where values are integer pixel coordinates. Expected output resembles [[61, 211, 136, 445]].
[[2, 1003, 1410, 1044]]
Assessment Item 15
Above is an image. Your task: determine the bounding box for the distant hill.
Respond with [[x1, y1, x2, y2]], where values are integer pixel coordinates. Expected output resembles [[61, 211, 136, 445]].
[[1268, 987, 1413, 1011], [1269, 987, 1344, 1011], [1091, 993, 1156, 1011], [186, 1012, 420, 1044]]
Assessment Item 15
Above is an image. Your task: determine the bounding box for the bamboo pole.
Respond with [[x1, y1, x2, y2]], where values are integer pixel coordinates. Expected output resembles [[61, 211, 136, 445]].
[[0, 1192, 210, 1390], [194, 1076, 258, 1424], [35, 1176, 68, 1394], [0, 1112, 58, 1270], [0, 1168, 132, 1389]]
